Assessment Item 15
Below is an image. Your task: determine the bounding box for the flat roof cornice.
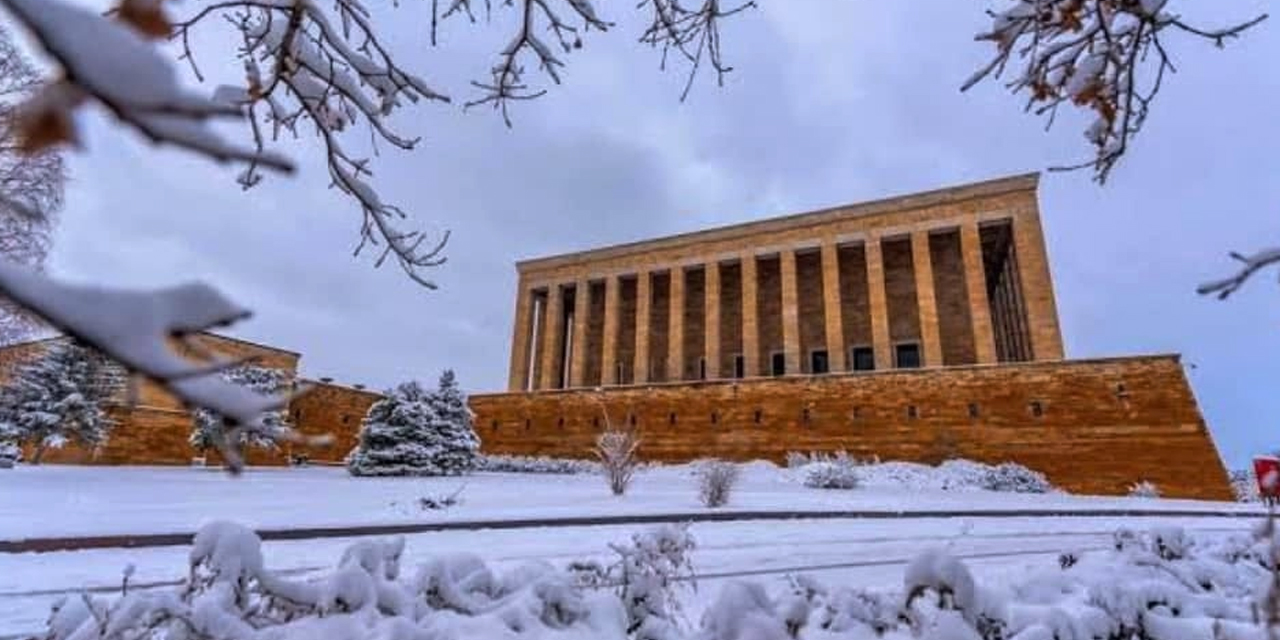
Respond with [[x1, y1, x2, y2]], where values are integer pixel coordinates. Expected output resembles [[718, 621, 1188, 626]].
[[516, 172, 1040, 273]]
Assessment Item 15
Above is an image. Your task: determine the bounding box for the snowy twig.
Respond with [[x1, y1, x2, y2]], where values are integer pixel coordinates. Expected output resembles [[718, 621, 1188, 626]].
[[1197, 247, 1280, 300], [0, 0, 293, 172], [0, 260, 328, 474], [963, 0, 1267, 183]]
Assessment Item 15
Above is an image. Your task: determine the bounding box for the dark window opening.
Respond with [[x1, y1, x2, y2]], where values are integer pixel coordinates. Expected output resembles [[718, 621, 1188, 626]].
[[593, 416, 600, 428], [699, 358, 707, 380], [710, 411, 718, 425], [967, 403, 980, 419], [802, 408, 811, 423], [341, 415, 350, 424], [524, 419, 531, 430], [811, 350, 830, 375], [907, 405, 919, 420], [628, 414, 636, 426], [557, 417, 565, 428], [490, 420, 498, 430], [895, 343, 922, 369], [754, 409, 762, 424], [771, 352, 786, 376], [669, 412, 677, 425], [734, 355, 746, 379], [1030, 401, 1044, 418], [851, 347, 875, 372], [851, 406, 861, 421]]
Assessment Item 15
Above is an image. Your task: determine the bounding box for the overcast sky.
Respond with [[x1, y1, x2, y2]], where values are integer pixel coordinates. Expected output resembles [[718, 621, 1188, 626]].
[[32, 1, 1279, 467]]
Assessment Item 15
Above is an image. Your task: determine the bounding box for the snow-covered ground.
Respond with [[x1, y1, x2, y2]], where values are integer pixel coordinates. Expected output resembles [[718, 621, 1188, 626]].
[[0, 514, 1259, 636], [0, 462, 1254, 540]]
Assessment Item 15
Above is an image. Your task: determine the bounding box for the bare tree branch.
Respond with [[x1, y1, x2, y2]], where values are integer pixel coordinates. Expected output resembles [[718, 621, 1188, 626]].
[[1197, 247, 1280, 300], [964, 0, 1267, 183]]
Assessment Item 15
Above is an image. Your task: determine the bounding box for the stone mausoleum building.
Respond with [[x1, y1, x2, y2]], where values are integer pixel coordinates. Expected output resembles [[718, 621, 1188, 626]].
[[472, 173, 1233, 499]]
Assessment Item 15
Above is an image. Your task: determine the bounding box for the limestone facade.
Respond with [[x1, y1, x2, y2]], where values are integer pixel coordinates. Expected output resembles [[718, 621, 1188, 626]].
[[507, 173, 1064, 391]]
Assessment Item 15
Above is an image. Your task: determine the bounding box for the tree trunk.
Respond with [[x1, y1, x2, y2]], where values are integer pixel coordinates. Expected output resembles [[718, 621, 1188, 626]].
[[31, 442, 46, 464]]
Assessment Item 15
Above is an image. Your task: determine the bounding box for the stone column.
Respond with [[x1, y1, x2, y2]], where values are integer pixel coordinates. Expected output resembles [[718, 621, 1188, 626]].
[[740, 254, 759, 377], [634, 271, 651, 384], [668, 267, 685, 382], [865, 237, 893, 370], [507, 282, 534, 391], [569, 279, 591, 387], [961, 221, 998, 364], [704, 262, 721, 379], [780, 249, 802, 374], [820, 243, 846, 372], [911, 230, 944, 367], [1012, 210, 1065, 360], [538, 284, 565, 390], [600, 275, 621, 385]]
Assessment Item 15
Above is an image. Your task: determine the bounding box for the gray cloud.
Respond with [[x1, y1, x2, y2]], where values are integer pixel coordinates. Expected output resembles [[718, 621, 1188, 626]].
[[43, 0, 1280, 466]]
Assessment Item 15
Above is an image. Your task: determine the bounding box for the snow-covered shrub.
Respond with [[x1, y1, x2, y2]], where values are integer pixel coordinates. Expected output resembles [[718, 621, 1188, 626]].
[[596, 428, 640, 496], [1129, 480, 1161, 498], [480, 454, 601, 475], [696, 459, 739, 508], [0, 340, 115, 463], [980, 462, 1053, 494], [571, 524, 696, 638], [347, 372, 481, 477], [43, 520, 630, 640], [189, 365, 290, 456], [785, 451, 813, 469], [803, 452, 859, 490], [0, 440, 19, 468], [1231, 469, 1262, 503]]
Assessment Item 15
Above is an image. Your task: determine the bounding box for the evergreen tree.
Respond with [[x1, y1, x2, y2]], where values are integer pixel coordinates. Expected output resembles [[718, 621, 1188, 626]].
[[0, 340, 114, 463], [346, 381, 442, 476], [190, 365, 290, 455], [425, 369, 481, 475]]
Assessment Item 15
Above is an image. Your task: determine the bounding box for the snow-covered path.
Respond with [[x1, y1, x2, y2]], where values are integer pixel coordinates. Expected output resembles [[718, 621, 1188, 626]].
[[0, 515, 1254, 636]]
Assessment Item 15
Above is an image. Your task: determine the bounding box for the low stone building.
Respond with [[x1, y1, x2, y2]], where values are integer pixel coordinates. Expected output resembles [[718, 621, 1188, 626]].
[[472, 173, 1233, 499], [0, 333, 379, 466]]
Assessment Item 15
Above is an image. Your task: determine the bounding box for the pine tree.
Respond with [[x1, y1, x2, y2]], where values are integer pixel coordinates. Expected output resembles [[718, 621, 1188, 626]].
[[425, 369, 481, 475], [0, 340, 114, 463], [190, 365, 290, 456], [346, 381, 443, 477]]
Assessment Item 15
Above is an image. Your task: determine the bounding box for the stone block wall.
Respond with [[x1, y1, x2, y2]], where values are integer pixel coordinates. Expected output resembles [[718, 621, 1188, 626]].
[[471, 355, 1233, 500]]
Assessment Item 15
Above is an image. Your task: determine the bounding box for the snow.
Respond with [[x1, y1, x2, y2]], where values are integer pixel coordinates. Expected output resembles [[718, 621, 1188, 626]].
[[5, 518, 1273, 639], [0, 463, 1256, 541]]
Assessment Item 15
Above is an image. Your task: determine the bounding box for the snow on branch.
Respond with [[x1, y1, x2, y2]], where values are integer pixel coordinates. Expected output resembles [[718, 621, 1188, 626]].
[[440, 0, 753, 124], [0, 0, 292, 172], [963, 0, 1267, 183], [0, 260, 327, 473], [1197, 247, 1280, 299]]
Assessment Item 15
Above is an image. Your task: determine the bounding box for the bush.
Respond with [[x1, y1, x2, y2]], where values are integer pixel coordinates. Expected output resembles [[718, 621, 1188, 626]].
[[0, 441, 20, 468], [1230, 469, 1261, 503], [1128, 480, 1161, 498], [696, 459, 740, 508], [596, 429, 640, 496], [980, 462, 1053, 494], [479, 454, 601, 475], [804, 453, 860, 490]]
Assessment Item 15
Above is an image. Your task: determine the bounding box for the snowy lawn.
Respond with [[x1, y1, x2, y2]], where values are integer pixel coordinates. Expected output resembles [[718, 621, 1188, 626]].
[[0, 461, 1255, 540]]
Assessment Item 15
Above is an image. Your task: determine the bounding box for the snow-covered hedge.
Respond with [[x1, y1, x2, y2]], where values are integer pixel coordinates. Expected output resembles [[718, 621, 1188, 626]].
[[479, 454, 602, 475], [790, 454, 1057, 494], [39, 520, 1280, 640], [803, 453, 860, 490], [978, 462, 1053, 494]]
